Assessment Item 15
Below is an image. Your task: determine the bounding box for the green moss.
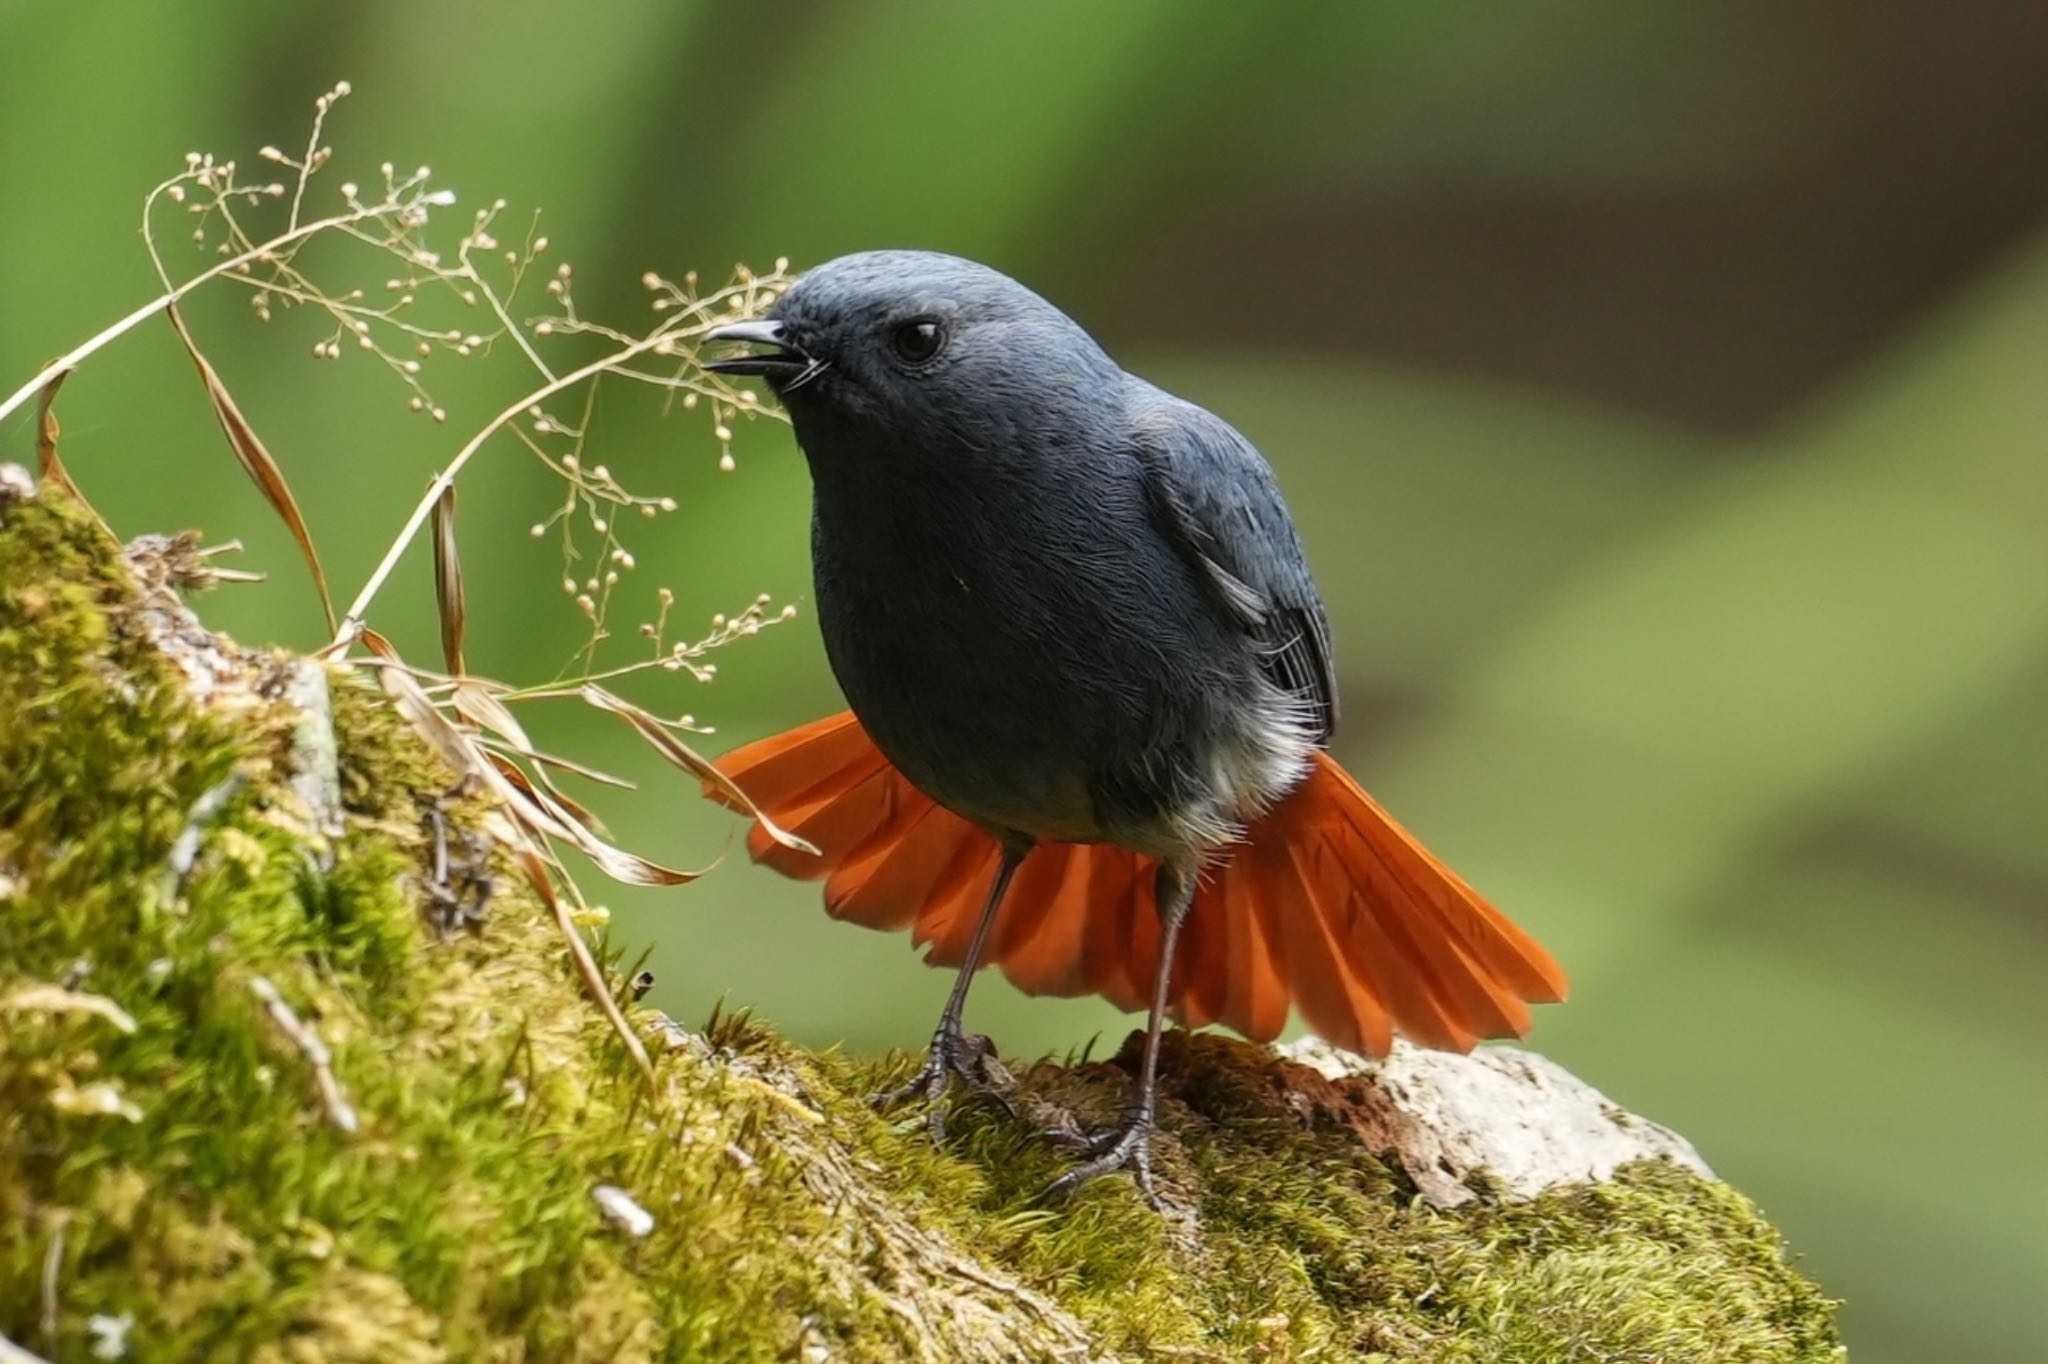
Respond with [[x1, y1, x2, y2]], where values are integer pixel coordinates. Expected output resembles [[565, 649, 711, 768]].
[[835, 1033, 1841, 1362], [0, 488, 1841, 1362]]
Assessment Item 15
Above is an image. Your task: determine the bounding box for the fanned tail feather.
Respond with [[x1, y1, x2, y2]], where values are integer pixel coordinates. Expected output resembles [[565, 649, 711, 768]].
[[710, 714, 1566, 1058]]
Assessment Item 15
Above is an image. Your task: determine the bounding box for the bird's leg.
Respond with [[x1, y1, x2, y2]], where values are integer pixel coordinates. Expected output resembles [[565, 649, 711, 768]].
[[875, 844, 1026, 1141], [1044, 863, 1193, 1209]]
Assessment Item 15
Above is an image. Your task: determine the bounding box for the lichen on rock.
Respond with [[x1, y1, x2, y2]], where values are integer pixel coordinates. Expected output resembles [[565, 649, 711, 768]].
[[0, 479, 1842, 1362]]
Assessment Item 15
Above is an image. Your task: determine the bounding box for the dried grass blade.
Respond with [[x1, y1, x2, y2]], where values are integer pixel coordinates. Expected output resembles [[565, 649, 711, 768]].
[[452, 680, 537, 751], [579, 685, 819, 856], [475, 738, 635, 791], [373, 657, 493, 783], [31, 369, 112, 535], [310, 618, 365, 662], [165, 302, 337, 634], [513, 846, 656, 1091], [559, 820, 705, 887], [468, 721, 701, 885], [33, 368, 75, 489], [456, 679, 630, 839], [431, 483, 466, 676], [457, 679, 631, 812], [377, 661, 702, 885], [483, 751, 611, 843]]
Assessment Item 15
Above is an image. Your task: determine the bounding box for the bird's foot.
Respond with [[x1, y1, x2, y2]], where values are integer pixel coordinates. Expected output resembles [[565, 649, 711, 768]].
[[872, 1025, 1012, 1142], [1042, 1108, 1160, 1208]]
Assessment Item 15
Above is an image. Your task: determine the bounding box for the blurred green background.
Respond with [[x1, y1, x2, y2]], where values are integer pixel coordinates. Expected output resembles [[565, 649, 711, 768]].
[[4, 3, 2043, 1359]]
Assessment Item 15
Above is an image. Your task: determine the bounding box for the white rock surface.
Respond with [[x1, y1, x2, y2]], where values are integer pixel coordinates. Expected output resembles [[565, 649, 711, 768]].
[[1277, 1037, 1712, 1208]]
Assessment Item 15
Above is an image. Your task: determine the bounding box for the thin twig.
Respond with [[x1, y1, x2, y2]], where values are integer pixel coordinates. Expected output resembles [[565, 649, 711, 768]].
[[249, 976, 361, 1134], [38, 1220, 63, 1348], [336, 326, 688, 635], [0, 203, 412, 433]]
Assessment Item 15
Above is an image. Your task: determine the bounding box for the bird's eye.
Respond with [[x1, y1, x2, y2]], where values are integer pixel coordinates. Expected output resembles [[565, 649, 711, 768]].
[[891, 318, 945, 365]]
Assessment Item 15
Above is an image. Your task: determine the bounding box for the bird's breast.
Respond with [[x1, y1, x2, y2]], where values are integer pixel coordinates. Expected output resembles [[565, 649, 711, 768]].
[[805, 450, 1300, 857]]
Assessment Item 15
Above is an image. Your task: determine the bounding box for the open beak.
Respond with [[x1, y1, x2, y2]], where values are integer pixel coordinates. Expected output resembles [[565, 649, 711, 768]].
[[702, 320, 811, 381]]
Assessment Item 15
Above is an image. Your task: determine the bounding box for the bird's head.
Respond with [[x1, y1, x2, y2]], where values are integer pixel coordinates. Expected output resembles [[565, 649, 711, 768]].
[[704, 250, 1120, 452]]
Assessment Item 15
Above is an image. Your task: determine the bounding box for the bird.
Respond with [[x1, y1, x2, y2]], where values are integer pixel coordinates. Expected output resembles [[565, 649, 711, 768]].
[[701, 250, 1565, 1204]]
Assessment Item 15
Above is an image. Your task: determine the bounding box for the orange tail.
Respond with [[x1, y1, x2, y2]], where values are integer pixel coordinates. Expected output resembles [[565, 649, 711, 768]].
[[710, 712, 1567, 1057]]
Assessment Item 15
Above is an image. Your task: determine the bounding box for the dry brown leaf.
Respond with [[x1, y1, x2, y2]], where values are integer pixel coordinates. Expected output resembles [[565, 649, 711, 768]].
[[431, 483, 466, 676], [475, 737, 635, 791], [165, 302, 337, 634], [580, 686, 819, 856], [385, 667, 699, 884], [451, 679, 537, 751], [546, 803, 705, 887], [31, 368, 112, 535], [369, 645, 707, 890], [34, 368, 76, 490], [456, 679, 630, 826], [373, 657, 493, 783], [483, 750, 611, 844]]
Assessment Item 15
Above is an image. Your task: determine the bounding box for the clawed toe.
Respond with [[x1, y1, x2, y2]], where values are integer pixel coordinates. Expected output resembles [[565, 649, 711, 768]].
[[871, 1029, 1010, 1141], [1041, 1112, 1160, 1208]]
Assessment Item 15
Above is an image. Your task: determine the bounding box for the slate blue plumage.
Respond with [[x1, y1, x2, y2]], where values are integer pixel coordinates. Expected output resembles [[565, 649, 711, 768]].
[[701, 251, 1570, 1204]]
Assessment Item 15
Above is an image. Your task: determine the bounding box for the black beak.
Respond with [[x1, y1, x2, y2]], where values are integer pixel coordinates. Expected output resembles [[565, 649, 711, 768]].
[[703, 320, 811, 381]]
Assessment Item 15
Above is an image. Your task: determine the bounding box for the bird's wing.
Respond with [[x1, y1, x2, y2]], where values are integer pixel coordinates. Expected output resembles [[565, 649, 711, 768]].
[[1128, 390, 1339, 742]]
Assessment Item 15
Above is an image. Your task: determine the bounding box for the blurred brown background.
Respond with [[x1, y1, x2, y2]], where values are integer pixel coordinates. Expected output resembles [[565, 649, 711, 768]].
[[3, 4, 2044, 1359]]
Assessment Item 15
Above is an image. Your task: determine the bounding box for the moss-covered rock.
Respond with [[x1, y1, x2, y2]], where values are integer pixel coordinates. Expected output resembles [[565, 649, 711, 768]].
[[0, 481, 1841, 1363]]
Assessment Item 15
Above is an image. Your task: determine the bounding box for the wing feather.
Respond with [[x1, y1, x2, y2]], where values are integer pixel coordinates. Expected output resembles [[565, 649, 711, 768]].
[[1129, 390, 1339, 741]]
